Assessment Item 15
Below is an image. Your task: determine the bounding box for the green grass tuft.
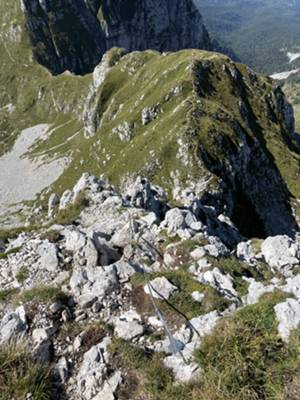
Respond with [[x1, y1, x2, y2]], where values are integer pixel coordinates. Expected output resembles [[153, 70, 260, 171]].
[[0, 288, 20, 303], [52, 191, 88, 226], [195, 291, 300, 400], [17, 286, 69, 306], [0, 343, 53, 400], [16, 267, 30, 284]]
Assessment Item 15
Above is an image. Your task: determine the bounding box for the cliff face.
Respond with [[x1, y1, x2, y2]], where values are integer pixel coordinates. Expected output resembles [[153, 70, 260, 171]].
[[21, 0, 107, 75], [98, 0, 211, 54], [21, 0, 212, 74]]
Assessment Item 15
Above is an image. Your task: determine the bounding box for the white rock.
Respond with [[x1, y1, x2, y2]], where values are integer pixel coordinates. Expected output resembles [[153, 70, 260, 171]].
[[237, 241, 256, 264], [204, 236, 229, 258], [92, 371, 122, 400], [191, 291, 205, 303], [0, 306, 27, 345], [32, 328, 49, 344], [73, 172, 103, 195], [261, 235, 300, 270], [197, 267, 237, 298], [163, 208, 187, 235], [74, 238, 98, 268], [110, 222, 136, 248], [190, 247, 206, 260], [77, 337, 111, 400], [190, 311, 220, 337], [197, 258, 211, 270], [113, 310, 144, 341], [284, 275, 300, 300], [148, 315, 164, 329], [113, 260, 137, 282], [64, 228, 86, 252], [144, 277, 178, 300], [275, 299, 300, 342], [140, 212, 158, 227], [56, 357, 69, 383], [59, 190, 74, 210], [37, 241, 59, 272], [70, 265, 119, 299], [242, 279, 276, 305], [164, 355, 199, 383], [48, 193, 59, 217], [77, 293, 97, 309]]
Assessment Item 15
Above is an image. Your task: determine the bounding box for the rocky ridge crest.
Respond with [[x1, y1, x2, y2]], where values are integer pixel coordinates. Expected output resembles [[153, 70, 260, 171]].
[[1, 173, 300, 398]]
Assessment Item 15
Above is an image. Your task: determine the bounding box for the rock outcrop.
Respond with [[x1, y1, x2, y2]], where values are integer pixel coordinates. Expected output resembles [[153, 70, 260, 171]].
[[21, 0, 107, 75], [99, 0, 211, 55], [0, 173, 300, 397]]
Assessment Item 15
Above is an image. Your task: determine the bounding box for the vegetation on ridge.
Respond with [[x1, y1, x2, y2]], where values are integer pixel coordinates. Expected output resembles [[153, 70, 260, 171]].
[[0, 343, 53, 400]]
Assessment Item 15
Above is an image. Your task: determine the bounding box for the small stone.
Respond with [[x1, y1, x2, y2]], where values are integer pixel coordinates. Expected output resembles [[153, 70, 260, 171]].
[[62, 309, 72, 323], [191, 291, 205, 303], [37, 242, 59, 272], [0, 306, 28, 345], [92, 301, 102, 313], [76, 313, 87, 323], [50, 303, 63, 314], [77, 293, 97, 309], [197, 267, 237, 298], [164, 355, 199, 383], [113, 310, 144, 341], [275, 298, 300, 342], [144, 277, 178, 300], [32, 328, 49, 344], [190, 247, 206, 260], [56, 357, 69, 383]]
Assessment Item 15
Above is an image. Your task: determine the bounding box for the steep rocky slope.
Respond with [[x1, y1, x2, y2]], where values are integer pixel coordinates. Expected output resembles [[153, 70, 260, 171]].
[[1, 173, 300, 399], [21, 0, 211, 74], [1, 1, 300, 237]]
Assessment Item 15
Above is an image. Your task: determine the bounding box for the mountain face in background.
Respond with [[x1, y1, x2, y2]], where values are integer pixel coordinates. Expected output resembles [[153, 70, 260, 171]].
[[21, 0, 211, 75], [194, 0, 300, 75], [1, 0, 300, 237]]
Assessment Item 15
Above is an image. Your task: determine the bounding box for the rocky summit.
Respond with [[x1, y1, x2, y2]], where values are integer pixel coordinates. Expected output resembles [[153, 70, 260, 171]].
[[2, 1, 300, 400]]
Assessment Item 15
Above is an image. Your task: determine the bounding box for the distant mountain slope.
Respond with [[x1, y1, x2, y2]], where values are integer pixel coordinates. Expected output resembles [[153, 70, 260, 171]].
[[194, 0, 300, 75]]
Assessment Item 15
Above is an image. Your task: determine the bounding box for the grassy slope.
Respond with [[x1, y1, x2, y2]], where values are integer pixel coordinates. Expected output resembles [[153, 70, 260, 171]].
[[0, 0, 91, 157], [109, 292, 300, 400], [2, 1, 300, 225], [74, 49, 300, 210]]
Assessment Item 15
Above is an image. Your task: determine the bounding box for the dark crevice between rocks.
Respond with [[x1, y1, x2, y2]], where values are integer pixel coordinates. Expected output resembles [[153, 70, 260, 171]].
[[199, 137, 298, 239], [231, 186, 266, 239]]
